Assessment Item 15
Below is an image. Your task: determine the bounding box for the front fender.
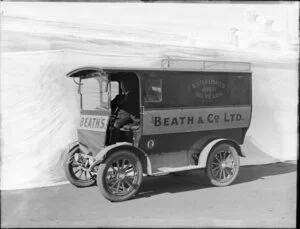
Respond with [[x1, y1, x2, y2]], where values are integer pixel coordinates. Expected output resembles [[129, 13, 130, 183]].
[[90, 142, 152, 174], [68, 141, 79, 152], [95, 142, 132, 162], [68, 141, 91, 155]]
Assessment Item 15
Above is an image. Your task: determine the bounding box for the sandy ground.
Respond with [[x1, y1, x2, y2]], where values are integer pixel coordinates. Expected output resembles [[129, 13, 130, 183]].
[[1, 161, 297, 228]]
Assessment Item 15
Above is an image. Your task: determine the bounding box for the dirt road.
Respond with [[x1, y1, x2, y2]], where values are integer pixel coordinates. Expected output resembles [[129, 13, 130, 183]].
[[1, 162, 297, 228]]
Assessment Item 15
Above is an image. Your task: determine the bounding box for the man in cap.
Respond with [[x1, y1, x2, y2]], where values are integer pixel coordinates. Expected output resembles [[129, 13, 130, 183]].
[[110, 78, 139, 143]]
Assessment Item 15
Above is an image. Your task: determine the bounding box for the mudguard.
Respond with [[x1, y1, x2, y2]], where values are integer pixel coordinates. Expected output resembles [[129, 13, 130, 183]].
[[68, 141, 79, 151], [68, 141, 90, 155], [198, 138, 245, 168], [79, 143, 90, 155], [89, 142, 152, 174]]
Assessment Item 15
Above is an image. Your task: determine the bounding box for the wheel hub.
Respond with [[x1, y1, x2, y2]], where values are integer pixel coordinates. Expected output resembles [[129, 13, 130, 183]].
[[220, 161, 233, 168], [117, 171, 126, 180], [220, 162, 226, 168], [211, 150, 237, 182]]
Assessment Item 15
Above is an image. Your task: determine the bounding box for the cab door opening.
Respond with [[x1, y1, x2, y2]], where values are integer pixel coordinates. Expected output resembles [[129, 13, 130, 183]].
[[107, 72, 141, 145]]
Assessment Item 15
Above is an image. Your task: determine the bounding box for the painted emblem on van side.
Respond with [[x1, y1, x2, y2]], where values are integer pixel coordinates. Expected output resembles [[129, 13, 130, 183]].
[[192, 79, 226, 100]]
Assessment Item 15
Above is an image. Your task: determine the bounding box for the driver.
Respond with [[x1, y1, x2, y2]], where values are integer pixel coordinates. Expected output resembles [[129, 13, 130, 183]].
[[111, 79, 139, 130]]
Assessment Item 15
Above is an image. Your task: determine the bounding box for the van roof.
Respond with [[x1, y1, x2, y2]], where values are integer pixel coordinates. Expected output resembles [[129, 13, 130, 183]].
[[67, 60, 251, 77]]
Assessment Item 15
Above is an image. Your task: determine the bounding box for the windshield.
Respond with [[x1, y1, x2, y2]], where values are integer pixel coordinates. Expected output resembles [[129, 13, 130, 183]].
[[80, 76, 109, 110]]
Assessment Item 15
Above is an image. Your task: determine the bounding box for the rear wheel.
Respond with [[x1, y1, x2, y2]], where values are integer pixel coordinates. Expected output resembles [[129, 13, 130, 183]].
[[64, 145, 96, 187], [97, 150, 143, 202], [205, 143, 240, 187]]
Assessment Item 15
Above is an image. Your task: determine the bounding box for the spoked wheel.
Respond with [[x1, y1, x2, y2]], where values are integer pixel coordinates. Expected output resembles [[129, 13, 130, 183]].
[[205, 143, 240, 187], [64, 145, 96, 187], [97, 150, 143, 202]]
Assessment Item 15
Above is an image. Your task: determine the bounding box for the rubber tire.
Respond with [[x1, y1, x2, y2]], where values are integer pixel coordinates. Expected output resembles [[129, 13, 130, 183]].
[[97, 150, 143, 202], [205, 143, 240, 187], [64, 145, 96, 187]]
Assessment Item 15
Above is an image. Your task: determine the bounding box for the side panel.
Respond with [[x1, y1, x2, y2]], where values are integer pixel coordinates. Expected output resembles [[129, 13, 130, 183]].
[[139, 129, 246, 173], [140, 71, 252, 109], [77, 109, 109, 156], [139, 128, 246, 154], [138, 70, 251, 173], [142, 106, 251, 135]]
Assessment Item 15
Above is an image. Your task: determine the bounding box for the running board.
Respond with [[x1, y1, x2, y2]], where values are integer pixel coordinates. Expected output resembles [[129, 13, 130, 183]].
[[151, 165, 204, 176]]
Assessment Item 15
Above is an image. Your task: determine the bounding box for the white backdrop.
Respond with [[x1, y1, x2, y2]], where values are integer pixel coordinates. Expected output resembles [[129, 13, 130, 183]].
[[0, 2, 298, 190]]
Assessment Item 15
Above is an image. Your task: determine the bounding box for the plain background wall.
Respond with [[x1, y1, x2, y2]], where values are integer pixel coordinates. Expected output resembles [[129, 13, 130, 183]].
[[0, 49, 297, 190], [0, 2, 298, 189]]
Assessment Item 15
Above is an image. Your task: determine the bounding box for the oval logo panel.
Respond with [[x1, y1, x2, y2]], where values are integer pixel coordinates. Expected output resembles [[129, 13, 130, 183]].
[[191, 78, 226, 101]]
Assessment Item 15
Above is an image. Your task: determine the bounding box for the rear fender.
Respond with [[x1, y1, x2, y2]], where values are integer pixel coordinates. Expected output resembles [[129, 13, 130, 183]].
[[90, 142, 152, 174], [198, 138, 245, 168]]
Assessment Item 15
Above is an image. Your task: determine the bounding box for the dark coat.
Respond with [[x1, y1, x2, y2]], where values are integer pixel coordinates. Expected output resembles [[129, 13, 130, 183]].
[[111, 91, 139, 118]]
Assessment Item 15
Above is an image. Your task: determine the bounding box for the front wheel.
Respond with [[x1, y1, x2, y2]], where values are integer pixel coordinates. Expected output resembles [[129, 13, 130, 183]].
[[97, 150, 143, 202], [64, 145, 96, 187], [205, 143, 240, 187]]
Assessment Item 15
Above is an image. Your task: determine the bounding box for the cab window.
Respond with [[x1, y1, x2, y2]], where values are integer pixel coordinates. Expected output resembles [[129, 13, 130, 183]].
[[100, 80, 109, 109], [81, 77, 100, 110], [81, 76, 108, 110], [144, 78, 162, 103], [110, 81, 119, 100]]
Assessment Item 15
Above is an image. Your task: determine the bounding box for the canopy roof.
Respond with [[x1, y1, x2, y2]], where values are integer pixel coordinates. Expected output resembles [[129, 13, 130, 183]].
[[67, 59, 251, 78]]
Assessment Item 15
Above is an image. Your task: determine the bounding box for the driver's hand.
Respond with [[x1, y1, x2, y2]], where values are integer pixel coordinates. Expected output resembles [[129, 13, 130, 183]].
[[130, 115, 140, 124]]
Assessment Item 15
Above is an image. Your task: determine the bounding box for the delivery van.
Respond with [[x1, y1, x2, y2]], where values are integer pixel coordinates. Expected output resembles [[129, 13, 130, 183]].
[[64, 59, 252, 202]]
